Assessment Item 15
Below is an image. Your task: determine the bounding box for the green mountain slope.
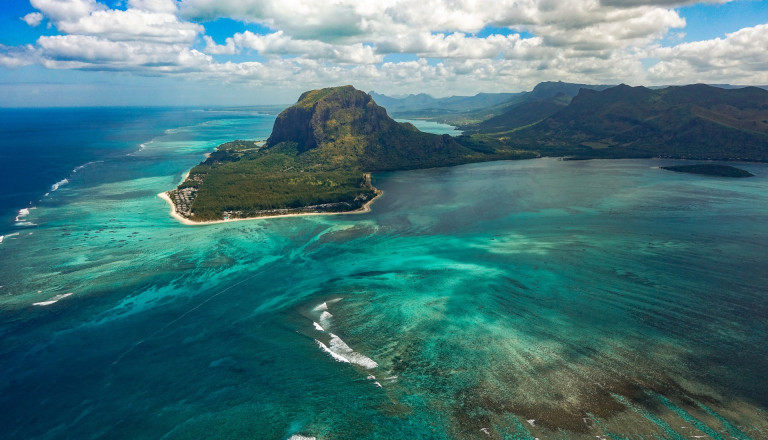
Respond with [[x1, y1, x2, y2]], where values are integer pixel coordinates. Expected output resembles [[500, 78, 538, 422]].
[[474, 92, 571, 133], [500, 84, 768, 160]]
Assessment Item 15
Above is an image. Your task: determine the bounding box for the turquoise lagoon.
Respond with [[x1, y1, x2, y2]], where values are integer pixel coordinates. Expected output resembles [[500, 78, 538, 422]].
[[0, 110, 767, 439]]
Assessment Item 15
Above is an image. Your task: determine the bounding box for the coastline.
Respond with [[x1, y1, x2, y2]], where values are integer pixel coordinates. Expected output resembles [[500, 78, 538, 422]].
[[158, 187, 382, 226]]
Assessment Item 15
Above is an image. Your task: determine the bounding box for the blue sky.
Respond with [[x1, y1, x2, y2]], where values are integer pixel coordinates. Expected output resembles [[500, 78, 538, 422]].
[[1, 0, 767, 106]]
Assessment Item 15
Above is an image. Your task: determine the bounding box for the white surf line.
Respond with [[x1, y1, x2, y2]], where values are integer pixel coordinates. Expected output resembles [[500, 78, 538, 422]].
[[310, 300, 381, 389], [33, 292, 73, 306], [110, 266, 276, 366], [313, 301, 328, 311]]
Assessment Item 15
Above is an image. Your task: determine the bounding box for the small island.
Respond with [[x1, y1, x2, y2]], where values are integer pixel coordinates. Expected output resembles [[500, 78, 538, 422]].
[[660, 164, 754, 178]]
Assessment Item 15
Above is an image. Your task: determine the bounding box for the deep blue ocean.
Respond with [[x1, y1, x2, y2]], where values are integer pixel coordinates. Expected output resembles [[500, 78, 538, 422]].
[[1, 108, 767, 439], [0, 107, 264, 235]]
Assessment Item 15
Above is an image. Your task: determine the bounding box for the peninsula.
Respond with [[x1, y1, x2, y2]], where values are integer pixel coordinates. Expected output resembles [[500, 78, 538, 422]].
[[163, 86, 529, 222]]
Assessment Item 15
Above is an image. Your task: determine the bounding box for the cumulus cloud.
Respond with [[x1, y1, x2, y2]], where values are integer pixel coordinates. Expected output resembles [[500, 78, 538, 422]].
[[376, 32, 523, 59], [0, 44, 37, 68], [128, 0, 180, 13], [31, 0, 202, 45], [21, 12, 44, 27], [30, 0, 105, 23], [55, 9, 202, 44], [648, 23, 768, 84], [180, 0, 687, 49], [17, 0, 207, 74], [37, 34, 212, 72], [180, 0, 377, 41], [205, 31, 383, 64]]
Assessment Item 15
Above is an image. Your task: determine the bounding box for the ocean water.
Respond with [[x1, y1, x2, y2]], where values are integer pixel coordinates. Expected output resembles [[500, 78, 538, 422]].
[[1, 109, 767, 440]]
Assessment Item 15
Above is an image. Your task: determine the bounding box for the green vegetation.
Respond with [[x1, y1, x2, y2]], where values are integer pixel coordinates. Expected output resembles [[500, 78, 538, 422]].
[[660, 164, 754, 177], [168, 138, 377, 221], [481, 84, 768, 161]]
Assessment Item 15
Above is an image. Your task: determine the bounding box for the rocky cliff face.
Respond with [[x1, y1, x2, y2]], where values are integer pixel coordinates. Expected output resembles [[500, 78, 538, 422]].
[[267, 85, 395, 152]]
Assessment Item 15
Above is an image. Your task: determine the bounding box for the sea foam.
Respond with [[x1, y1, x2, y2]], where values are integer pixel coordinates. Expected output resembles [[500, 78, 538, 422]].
[[0, 232, 19, 245], [73, 161, 101, 173], [328, 333, 378, 369], [15, 208, 30, 221], [33, 292, 73, 307], [315, 334, 378, 369], [15, 208, 36, 226], [319, 310, 333, 326], [315, 340, 350, 364], [50, 178, 69, 192]]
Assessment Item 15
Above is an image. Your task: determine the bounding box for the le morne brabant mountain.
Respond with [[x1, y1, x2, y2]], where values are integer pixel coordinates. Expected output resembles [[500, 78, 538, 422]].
[[167, 83, 768, 222]]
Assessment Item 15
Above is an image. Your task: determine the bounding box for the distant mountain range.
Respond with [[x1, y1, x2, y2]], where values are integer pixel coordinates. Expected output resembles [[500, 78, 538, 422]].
[[371, 81, 768, 128], [369, 90, 521, 117], [374, 80, 768, 161], [475, 83, 768, 161]]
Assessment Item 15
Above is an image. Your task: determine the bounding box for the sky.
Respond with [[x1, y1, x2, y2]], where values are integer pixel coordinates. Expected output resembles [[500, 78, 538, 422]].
[[0, 0, 767, 106]]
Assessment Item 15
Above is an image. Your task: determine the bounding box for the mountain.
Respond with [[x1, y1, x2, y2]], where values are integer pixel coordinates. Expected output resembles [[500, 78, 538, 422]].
[[267, 85, 475, 171], [525, 81, 614, 101], [502, 83, 768, 160], [474, 92, 571, 133], [376, 81, 614, 126], [467, 82, 614, 133]]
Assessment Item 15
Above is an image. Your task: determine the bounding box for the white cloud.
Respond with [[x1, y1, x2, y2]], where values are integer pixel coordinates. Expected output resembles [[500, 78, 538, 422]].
[[205, 31, 383, 64], [30, 0, 105, 23], [22, 12, 44, 27], [37, 34, 212, 72], [53, 9, 203, 44], [180, 0, 688, 51], [648, 23, 768, 84], [180, 0, 378, 41], [0, 44, 36, 68], [128, 0, 180, 13], [376, 32, 523, 59]]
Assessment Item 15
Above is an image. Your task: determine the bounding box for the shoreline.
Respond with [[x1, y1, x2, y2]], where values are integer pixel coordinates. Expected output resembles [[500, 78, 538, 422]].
[[158, 187, 382, 226]]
